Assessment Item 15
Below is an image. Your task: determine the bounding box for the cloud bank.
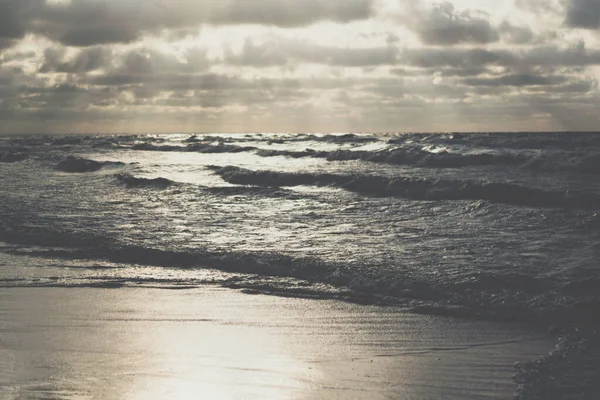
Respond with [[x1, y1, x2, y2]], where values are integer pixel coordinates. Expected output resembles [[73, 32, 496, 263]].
[[0, 0, 599, 133]]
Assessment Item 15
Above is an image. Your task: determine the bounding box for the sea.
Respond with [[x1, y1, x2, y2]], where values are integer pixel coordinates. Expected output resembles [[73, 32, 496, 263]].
[[1, 132, 600, 399]]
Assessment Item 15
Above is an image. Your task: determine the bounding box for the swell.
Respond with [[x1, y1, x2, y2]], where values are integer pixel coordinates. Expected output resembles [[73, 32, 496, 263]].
[[413, 132, 600, 151], [209, 166, 600, 210], [55, 156, 125, 173], [114, 173, 175, 188], [5, 240, 600, 326], [131, 142, 256, 153], [0, 151, 28, 163], [124, 139, 600, 174], [258, 147, 600, 174], [112, 173, 309, 198]]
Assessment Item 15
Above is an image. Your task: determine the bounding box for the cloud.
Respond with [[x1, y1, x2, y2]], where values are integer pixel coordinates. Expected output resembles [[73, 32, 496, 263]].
[[461, 74, 569, 87], [39, 46, 211, 76], [1, 0, 374, 48], [401, 43, 600, 72], [39, 46, 112, 73], [499, 21, 535, 44], [543, 77, 598, 93], [207, 0, 374, 26], [402, 48, 500, 69], [0, 1, 41, 40], [401, 2, 499, 46], [565, 0, 600, 29], [2, 0, 600, 133], [515, 0, 563, 15], [224, 38, 398, 67], [390, 66, 492, 77]]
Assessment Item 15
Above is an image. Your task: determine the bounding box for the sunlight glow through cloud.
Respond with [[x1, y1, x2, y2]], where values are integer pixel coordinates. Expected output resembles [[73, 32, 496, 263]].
[[0, 0, 599, 133]]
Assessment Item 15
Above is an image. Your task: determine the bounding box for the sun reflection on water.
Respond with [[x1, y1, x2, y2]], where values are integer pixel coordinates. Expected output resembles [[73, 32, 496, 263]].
[[124, 290, 314, 400]]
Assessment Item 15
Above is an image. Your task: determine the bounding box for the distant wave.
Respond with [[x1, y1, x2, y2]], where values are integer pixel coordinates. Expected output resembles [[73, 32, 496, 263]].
[[257, 147, 600, 174], [209, 166, 600, 210], [55, 156, 125, 173], [123, 137, 600, 174], [420, 132, 600, 151], [0, 151, 28, 163], [131, 142, 256, 153], [304, 133, 379, 144], [115, 173, 175, 188]]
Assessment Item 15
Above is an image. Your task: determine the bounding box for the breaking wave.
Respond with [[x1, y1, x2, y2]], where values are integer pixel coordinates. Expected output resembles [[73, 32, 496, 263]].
[[115, 173, 175, 188], [209, 166, 600, 210], [124, 138, 600, 174], [256, 147, 600, 174], [0, 151, 28, 163], [3, 132, 600, 398], [2, 235, 599, 327], [131, 142, 256, 153], [55, 156, 125, 173]]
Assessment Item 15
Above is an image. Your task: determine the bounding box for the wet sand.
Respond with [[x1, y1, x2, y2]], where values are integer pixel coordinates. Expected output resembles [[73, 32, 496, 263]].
[[0, 287, 553, 399]]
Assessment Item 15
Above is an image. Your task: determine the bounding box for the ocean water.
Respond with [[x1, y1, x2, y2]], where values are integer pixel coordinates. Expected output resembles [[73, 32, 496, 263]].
[[1, 132, 600, 398]]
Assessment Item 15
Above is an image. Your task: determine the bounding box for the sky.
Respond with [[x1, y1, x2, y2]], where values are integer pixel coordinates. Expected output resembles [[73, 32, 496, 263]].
[[1, 0, 600, 133]]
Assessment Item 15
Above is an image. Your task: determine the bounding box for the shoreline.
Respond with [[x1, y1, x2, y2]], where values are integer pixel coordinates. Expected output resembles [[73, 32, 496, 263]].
[[0, 286, 554, 399]]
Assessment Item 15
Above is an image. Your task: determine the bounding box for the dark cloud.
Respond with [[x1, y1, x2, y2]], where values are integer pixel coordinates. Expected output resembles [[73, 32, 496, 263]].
[[85, 72, 262, 97], [0, 0, 41, 40], [461, 74, 569, 87], [0, 39, 17, 51], [40, 46, 111, 73], [403, 2, 499, 46], [209, 0, 373, 26], [499, 21, 535, 44], [402, 48, 501, 69], [225, 38, 398, 67], [40, 46, 210, 77], [542, 78, 598, 93], [402, 43, 600, 71], [2, 0, 374, 47], [565, 0, 600, 29], [1, 0, 599, 133]]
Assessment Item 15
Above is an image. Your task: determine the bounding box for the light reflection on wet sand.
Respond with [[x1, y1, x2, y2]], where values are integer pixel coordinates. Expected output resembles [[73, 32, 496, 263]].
[[0, 287, 553, 400]]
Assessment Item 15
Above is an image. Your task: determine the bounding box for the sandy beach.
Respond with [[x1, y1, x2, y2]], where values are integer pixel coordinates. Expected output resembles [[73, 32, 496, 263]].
[[0, 287, 553, 400]]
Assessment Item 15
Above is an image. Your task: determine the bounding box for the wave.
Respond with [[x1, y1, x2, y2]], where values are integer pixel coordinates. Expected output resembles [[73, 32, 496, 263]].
[[389, 132, 600, 151], [257, 146, 524, 168], [115, 173, 175, 188], [0, 223, 113, 249], [4, 241, 598, 325], [515, 330, 600, 400], [259, 147, 600, 174], [131, 142, 256, 153], [55, 156, 125, 173], [582, 214, 600, 230], [0, 151, 28, 163], [3, 215, 600, 328], [304, 133, 379, 144], [209, 166, 600, 210], [125, 137, 600, 175]]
